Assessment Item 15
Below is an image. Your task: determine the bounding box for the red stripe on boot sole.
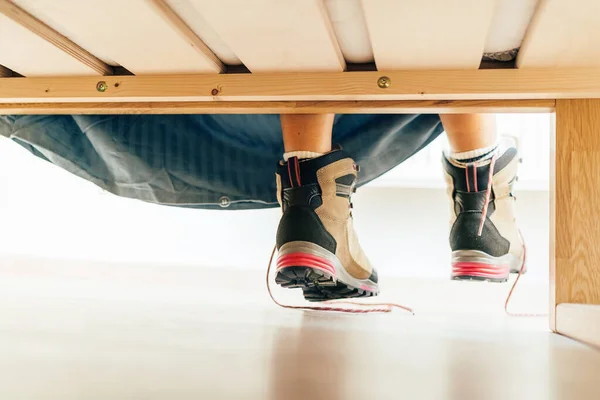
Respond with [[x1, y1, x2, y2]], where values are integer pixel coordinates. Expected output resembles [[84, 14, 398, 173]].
[[452, 262, 509, 279], [276, 253, 337, 276]]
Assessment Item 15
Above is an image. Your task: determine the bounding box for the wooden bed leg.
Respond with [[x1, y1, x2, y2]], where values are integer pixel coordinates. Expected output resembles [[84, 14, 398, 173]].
[[552, 99, 600, 332]]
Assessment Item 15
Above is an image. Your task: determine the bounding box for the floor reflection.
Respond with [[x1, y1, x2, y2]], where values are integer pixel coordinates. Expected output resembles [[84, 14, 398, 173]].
[[265, 310, 600, 400], [269, 312, 348, 400]]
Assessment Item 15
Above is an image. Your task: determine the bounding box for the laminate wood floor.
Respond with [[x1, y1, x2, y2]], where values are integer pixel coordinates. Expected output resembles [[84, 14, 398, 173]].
[[0, 258, 598, 400]]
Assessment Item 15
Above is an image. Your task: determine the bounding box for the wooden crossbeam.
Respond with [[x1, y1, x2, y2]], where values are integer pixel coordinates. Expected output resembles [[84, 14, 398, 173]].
[[0, 69, 600, 103], [0, 99, 555, 115]]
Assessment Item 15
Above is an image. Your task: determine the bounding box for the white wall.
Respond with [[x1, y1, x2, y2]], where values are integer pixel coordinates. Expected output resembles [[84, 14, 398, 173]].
[[0, 114, 550, 282], [353, 187, 548, 280]]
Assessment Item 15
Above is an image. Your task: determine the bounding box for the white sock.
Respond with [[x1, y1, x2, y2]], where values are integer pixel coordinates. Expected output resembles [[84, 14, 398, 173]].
[[283, 151, 324, 162], [450, 143, 498, 163]]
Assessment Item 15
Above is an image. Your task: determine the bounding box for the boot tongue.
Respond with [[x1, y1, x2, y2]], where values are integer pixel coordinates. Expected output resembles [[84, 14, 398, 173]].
[[443, 158, 492, 193], [277, 150, 352, 189], [443, 146, 518, 193]]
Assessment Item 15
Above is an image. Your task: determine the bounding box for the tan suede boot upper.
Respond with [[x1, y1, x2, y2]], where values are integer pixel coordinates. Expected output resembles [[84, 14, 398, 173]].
[[315, 158, 373, 280], [275, 153, 374, 280], [443, 140, 525, 266]]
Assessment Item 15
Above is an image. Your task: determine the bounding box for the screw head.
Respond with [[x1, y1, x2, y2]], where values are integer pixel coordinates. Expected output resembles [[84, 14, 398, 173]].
[[96, 81, 108, 92], [377, 76, 391, 89]]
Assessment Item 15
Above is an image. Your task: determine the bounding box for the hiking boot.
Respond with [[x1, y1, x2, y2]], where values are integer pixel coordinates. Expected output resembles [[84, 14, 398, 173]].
[[443, 139, 526, 282], [274, 151, 379, 301]]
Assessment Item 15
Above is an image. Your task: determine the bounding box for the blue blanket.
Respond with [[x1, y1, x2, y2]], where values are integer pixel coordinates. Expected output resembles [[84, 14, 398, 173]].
[[0, 114, 442, 209]]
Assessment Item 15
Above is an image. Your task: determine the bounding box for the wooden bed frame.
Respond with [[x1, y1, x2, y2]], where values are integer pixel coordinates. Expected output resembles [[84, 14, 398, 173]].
[[1, 0, 599, 348]]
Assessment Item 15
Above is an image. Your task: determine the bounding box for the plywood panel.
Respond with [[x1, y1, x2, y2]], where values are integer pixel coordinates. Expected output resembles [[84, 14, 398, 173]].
[[0, 13, 100, 76], [517, 0, 600, 68], [13, 0, 223, 74], [554, 100, 600, 316], [184, 0, 345, 72], [361, 0, 498, 69]]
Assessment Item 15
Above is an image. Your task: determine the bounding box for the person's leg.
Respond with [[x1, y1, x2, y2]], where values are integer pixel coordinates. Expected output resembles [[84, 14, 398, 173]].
[[440, 114, 497, 153], [274, 114, 379, 301], [281, 114, 333, 154], [440, 113, 525, 282]]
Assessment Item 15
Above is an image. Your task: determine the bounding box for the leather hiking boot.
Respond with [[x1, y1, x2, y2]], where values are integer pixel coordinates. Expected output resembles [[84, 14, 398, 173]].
[[274, 150, 379, 301], [443, 139, 526, 282]]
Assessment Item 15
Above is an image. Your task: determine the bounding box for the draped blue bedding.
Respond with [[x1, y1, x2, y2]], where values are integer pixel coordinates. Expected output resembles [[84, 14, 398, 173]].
[[0, 114, 443, 210]]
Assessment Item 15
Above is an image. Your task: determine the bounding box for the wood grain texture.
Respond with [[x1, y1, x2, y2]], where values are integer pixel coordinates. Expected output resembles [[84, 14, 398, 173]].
[[0, 0, 111, 76], [0, 69, 600, 102], [556, 303, 600, 348], [361, 0, 498, 69], [517, 0, 600, 68], [549, 111, 557, 330], [12, 0, 222, 74], [0, 99, 555, 115], [554, 100, 600, 318], [146, 0, 224, 73], [185, 0, 346, 72]]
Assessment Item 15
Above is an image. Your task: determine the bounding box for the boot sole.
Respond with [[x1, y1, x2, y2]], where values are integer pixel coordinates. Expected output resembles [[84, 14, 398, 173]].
[[275, 241, 379, 302], [451, 250, 525, 283]]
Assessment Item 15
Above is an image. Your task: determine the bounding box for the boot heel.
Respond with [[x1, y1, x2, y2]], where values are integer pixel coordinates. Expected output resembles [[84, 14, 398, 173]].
[[273, 241, 379, 301], [274, 250, 339, 291], [451, 250, 511, 282], [276, 252, 337, 277], [451, 261, 510, 282]]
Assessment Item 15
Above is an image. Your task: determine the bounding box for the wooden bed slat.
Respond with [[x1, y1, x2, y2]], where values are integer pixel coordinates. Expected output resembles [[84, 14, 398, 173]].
[[0, 65, 13, 78], [146, 0, 224, 73], [12, 0, 224, 74], [517, 0, 600, 68], [361, 0, 498, 69], [0, 18, 101, 77], [184, 0, 346, 72], [0, 0, 111, 76], [164, 0, 241, 65], [0, 1, 105, 77]]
